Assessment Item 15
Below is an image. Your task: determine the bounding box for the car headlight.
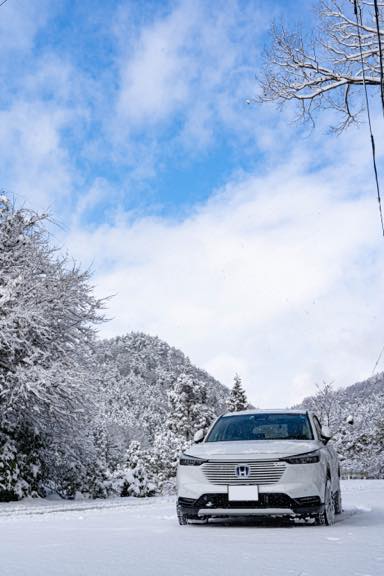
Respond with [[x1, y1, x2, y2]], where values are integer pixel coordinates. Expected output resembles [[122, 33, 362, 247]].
[[282, 450, 320, 464], [179, 454, 207, 466]]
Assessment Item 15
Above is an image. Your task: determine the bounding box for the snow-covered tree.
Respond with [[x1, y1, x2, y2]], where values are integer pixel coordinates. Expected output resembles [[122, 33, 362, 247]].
[[146, 429, 187, 487], [302, 382, 340, 427], [0, 198, 103, 425], [0, 197, 104, 498], [226, 374, 248, 412], [166, 373, 215, 441]]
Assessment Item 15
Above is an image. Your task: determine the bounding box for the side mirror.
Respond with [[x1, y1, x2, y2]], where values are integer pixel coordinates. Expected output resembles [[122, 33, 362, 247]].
[[346, 415, 354, 425], [193, 429, 205, 444], [321, 425, 332, 443]]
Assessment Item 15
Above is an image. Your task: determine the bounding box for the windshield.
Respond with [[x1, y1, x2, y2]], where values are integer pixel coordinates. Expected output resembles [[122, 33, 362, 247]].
[[206, 413, 314, 442]]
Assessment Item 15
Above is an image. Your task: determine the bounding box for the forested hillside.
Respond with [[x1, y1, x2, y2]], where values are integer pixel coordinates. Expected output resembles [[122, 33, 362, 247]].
[[90, 333, 228, 497], [94, 332, 227, 447], [301, 375, 384, 478]]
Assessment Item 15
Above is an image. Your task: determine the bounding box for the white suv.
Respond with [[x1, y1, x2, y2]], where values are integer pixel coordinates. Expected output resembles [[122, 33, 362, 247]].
[[176, 410, 341, 525]]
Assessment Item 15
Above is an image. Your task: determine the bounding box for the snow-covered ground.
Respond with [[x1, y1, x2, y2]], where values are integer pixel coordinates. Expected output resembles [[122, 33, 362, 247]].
[[0, 480, 383, 576]]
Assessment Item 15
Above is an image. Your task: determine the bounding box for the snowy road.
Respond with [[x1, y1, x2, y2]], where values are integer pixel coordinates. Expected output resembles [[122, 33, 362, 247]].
[[0, 480, 383, 576]]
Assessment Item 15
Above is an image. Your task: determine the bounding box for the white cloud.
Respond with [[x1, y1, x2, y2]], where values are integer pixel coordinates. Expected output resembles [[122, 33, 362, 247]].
[[0, 55, 92, 214], [0, 0, 49, 55], [0, 4, 77, 213], [64, 135, 384, 408], [0, 100, 73, 210], [115, 0, 266, 146], [117, 3, 195, 124]]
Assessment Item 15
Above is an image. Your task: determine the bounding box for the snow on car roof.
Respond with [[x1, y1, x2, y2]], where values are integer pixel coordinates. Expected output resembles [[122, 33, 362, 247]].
[[222, 409, 309, 417]]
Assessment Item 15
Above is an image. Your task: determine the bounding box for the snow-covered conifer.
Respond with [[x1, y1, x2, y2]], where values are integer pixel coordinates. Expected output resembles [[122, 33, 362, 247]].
[[226, 374, 248, 412], [147, 429, 186, 485], [166, 373, 215, 441]]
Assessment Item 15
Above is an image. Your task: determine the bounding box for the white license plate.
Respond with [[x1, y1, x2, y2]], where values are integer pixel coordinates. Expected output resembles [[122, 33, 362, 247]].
[[228, 485, 259, 501]]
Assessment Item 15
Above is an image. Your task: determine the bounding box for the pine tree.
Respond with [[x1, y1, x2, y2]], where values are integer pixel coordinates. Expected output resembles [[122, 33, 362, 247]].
[[226, 374, 248, 412]]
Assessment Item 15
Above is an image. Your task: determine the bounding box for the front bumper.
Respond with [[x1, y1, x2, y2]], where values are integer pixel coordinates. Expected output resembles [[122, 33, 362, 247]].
[[177, 460, 327, 503], [178, 493, 323, 518]]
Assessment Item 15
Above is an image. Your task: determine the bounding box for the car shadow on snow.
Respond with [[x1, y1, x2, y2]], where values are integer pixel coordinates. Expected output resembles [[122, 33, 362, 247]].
[[188, 517, 308, 529], [185, 506, 380, 529]]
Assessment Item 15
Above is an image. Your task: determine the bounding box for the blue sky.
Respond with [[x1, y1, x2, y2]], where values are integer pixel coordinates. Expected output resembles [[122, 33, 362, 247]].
[[0, 0, 297, 219], [1, 0, 384, 407]]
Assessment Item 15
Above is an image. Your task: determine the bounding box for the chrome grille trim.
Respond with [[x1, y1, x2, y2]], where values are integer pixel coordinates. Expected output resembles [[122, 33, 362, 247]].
[[202, 460, 286, 485]]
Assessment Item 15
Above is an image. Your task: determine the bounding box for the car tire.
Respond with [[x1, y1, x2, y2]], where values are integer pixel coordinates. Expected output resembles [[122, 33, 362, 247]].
[[315, 478, 335, 526], [334, 488, 342, 515], [176, 502, 189, 525]]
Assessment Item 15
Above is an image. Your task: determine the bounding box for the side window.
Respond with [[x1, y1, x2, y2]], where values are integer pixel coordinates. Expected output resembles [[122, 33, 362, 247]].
[[312, 415, 322, 440]]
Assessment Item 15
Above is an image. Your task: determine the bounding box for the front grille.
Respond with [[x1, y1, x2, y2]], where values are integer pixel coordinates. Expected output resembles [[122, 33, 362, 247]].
[[202, 460, 286, 485]]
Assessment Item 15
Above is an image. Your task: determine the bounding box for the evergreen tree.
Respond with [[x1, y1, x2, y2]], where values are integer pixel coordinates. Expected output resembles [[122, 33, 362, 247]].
[[226, 374, 248, 412], [167, 373, 215, 441], [147, 429, 187, 484], [135, 372, 218, 489]]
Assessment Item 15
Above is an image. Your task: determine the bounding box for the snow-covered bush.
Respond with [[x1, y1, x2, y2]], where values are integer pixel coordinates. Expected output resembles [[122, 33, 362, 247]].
[[0, 425, 43, 500], [108, 442, 157, 498]]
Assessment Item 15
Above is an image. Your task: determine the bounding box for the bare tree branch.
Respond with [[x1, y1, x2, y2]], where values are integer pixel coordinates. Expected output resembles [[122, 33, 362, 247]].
[[257, 0, 384, 130]]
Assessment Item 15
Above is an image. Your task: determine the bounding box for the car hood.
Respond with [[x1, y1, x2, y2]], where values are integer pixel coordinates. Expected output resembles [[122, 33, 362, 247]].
[[185, 440, 321, 460]]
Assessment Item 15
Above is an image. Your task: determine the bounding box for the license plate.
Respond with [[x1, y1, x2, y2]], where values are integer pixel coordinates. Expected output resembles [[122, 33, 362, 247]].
[[228, 485, 259, 501]]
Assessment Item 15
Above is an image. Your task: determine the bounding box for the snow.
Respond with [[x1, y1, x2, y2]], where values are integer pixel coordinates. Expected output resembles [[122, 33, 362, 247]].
[[0, 480, 383, 576]]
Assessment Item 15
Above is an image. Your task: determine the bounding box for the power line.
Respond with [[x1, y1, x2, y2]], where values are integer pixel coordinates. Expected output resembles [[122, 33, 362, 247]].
[[354, 0, 384, 238], [358, 1, 384, 382], [373, 0, 384, 116], [372, 342, 384, 375], [0, 0, 9, 8]]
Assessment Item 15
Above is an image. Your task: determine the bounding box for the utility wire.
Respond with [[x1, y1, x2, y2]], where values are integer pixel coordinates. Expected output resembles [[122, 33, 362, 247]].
[[373, 0, 384, 116], [358, 0, 384, 379], [354, 0, 384, 237], [372, 342, 384, 375], [0, 0, 9, 7]]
